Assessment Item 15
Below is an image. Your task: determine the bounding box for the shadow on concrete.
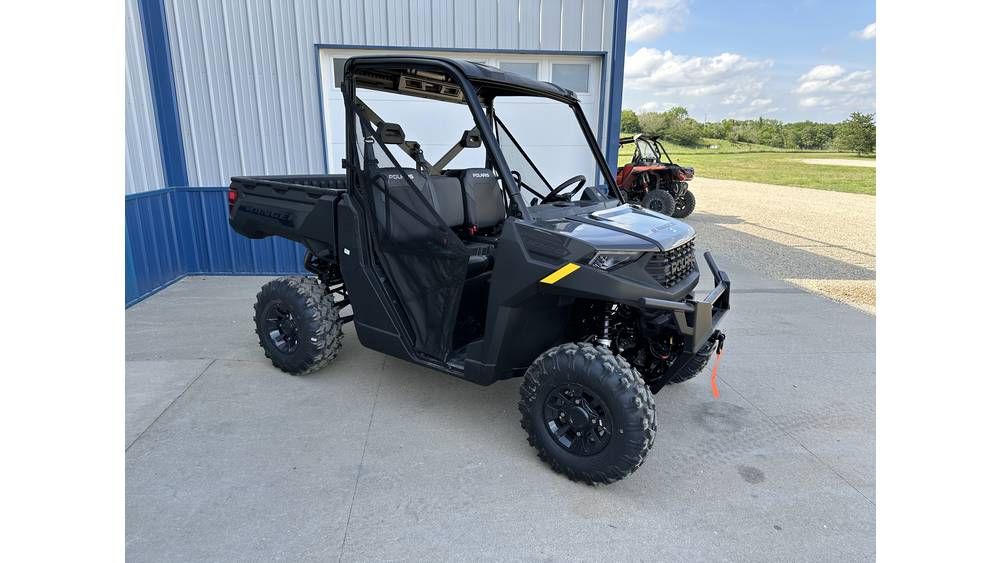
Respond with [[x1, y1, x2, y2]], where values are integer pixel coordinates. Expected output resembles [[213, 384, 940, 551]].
[[687, 211, 875, 283]]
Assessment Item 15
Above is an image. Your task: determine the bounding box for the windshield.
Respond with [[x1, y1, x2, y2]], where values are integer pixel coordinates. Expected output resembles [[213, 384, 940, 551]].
[[635, 139, 660, 161], [491, 95, 618, 206]]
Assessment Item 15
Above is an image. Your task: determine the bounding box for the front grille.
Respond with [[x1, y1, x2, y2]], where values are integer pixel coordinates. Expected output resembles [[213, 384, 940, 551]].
[[645, 238, 696, 288]]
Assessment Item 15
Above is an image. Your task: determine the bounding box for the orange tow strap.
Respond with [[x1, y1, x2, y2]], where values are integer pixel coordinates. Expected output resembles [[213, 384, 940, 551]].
[[710, 333, 726, 399]]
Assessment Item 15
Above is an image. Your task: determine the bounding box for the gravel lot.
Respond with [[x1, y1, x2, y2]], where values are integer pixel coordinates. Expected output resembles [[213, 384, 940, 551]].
[[685, 177, 875, 313], [800, 158, 877, 168]]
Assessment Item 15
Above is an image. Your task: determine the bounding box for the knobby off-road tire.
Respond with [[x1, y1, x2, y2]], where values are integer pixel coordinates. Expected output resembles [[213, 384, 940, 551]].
[[253, 276, 344, 375], [671, 190, 696, 219], [519, 343, 656, 485], [641, 189, 676, 216]]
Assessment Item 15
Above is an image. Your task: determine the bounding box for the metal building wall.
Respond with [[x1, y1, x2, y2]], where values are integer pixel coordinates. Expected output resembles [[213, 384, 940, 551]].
[[125, 0, 625, 306], [162, 0, 617, 188], [126, 0, 165, 194]]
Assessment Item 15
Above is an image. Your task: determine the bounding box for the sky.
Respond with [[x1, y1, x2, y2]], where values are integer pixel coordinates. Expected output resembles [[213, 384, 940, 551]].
[[621, 0, 876, 123]]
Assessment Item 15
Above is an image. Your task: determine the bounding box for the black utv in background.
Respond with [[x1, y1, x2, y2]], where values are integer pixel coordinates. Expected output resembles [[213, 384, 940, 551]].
[[229, 56, 731, 484]]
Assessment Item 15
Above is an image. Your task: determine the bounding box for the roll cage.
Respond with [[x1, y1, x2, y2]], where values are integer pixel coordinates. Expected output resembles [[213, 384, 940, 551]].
[[619, 134, 675, 166], [340, 56, 625, 221]]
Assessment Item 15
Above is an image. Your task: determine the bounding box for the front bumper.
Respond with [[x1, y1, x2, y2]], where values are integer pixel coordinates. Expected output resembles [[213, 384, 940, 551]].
[[638, 251, 730, 352], [536, 250, 731, 353]]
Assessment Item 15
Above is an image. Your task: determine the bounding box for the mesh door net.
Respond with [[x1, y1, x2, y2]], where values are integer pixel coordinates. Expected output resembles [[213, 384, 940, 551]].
[[353, 113, 471, 361]]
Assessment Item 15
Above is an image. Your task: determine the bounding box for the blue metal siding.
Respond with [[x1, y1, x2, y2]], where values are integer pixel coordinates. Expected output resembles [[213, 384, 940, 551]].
[[125, 188, 307, 306], [173, 188, 308, 275], [125, 190, 186, 305]]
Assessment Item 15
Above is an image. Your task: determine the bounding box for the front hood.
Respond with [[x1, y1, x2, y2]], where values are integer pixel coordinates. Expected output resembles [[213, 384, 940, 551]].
[[540, 204, 695, 252]]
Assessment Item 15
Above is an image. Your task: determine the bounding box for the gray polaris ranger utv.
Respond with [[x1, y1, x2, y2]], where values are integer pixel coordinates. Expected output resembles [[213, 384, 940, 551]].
[[228, 56, 731, 484]]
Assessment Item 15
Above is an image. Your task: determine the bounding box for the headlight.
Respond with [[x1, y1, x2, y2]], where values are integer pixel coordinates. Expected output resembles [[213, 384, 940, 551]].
[[588, 251, 641, 270]]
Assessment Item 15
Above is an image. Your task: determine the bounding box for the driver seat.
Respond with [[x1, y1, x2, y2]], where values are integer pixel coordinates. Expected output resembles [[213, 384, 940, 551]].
[[453, 168, 506, 233], [453, 168, 506, 278]]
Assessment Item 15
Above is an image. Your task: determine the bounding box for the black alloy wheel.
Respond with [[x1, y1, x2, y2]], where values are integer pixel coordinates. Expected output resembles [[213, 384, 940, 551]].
[[253, 276, 344, 375], [543, 383, 613, 456], [263, 302, 299, 353], [519, 343, 656, 484], [671, 190, 696, 219]]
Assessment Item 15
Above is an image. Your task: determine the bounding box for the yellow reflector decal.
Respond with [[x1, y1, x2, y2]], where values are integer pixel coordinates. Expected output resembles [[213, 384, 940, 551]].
[[540, 263, 580, 285]]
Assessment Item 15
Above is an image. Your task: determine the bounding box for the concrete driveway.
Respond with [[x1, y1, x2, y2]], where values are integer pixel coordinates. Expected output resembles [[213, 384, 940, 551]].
[[126, 244, 875, 561]]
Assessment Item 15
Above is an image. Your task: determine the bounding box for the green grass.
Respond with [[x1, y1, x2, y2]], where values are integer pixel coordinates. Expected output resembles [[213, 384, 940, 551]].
[[617, 139, 876, 195]]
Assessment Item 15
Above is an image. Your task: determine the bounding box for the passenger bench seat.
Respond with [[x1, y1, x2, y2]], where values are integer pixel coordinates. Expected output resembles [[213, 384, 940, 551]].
[[373, 168, 464, 233]]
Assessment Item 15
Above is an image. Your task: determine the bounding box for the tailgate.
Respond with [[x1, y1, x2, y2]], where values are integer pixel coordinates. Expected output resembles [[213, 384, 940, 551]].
[[228, 175, 347, 258]]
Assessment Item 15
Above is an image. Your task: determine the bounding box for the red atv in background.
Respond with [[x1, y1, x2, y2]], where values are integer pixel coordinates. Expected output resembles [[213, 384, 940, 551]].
[[616, 134, 697, 218]]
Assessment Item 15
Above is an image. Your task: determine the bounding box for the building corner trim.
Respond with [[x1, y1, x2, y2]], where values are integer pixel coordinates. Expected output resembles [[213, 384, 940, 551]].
[[605, 0, 629, 166], [137, 0, 189, 187]]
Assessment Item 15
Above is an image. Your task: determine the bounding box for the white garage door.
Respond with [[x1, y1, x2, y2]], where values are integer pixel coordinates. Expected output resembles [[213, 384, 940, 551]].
[[318, 49, 604, 188]]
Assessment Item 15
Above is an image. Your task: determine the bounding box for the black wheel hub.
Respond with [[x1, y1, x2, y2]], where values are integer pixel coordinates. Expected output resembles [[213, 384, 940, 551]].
[[543, 384, 613, 456], [264, 303, 299, 353], [647, 198, 664, 212], [675, 192, 688, 211]]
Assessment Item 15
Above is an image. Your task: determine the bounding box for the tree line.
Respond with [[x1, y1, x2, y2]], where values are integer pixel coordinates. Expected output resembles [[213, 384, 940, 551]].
[[620, 108, 876, 155]]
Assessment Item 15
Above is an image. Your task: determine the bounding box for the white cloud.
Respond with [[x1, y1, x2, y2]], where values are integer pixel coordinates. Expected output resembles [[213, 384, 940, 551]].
[[639, 100, 678, 112], [625, 48, 772, 91], [621, 49, 874, 121], [800, 64, 845, 82], [799, 97, 829, 108], [623, 47, 774, 119], [853, 22, 876, 40], [626, 0, 690, 43], [795, 66, 873, 95], [627, 18, 667, 42], [793, 65, 874, 110], [721, 93, 747, 106]]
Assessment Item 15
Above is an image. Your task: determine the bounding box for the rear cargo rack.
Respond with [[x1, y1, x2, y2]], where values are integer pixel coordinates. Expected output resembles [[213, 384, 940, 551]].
[[231, 175, 348, 196]]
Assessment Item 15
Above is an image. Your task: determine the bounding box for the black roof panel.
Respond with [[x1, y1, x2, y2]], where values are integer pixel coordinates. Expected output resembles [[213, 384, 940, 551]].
[[344, 55, 579, 101]]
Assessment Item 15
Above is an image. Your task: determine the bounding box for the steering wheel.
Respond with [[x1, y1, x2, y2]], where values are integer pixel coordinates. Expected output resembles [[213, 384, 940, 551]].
[[541, 175, 588, 204]]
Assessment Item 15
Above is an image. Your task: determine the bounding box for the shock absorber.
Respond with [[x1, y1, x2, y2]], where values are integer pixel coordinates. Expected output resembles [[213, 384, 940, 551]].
[[597, 303, 614, 349]]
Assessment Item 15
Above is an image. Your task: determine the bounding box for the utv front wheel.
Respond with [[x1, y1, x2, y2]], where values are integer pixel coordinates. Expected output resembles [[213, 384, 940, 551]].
[[671, 190, 696, 219], [519, 343, 656, 484], [253, 276, 344, 375], [641, 190, 676, 215]]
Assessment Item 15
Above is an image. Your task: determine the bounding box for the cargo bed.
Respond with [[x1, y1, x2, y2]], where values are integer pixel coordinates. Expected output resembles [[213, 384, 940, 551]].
[[228, 174, 348, 261]]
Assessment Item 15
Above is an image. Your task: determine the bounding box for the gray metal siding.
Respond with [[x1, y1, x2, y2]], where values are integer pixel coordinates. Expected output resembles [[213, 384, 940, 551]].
[[161, 0, 616, 188], [125, 0, 165, 195]]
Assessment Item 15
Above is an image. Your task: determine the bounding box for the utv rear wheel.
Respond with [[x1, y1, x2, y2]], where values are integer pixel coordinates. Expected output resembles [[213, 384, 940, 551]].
[[641, 190, 676, 216], [671, 190, 696, 219], [254, 276, 343, 375], [519, 343, 656, 484]]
